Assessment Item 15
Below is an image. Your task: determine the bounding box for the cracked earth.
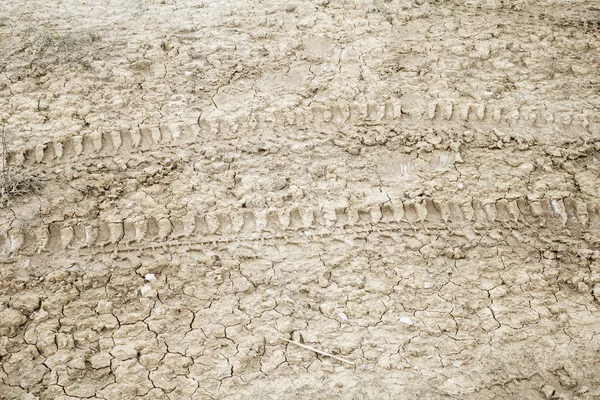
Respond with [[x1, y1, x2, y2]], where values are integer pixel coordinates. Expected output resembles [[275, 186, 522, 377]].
[[0, 0, 600, 399]]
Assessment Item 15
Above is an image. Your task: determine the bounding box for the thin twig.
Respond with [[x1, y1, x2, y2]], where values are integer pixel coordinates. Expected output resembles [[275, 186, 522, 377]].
[[280, 338, 355, 365]]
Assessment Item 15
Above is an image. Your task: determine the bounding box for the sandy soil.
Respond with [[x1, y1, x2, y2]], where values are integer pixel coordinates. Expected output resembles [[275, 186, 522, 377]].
[[0, 0, 599, 398]]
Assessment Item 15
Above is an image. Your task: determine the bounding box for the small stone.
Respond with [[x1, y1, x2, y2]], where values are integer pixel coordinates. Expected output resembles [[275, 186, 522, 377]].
[[144, 273, 156, 281]]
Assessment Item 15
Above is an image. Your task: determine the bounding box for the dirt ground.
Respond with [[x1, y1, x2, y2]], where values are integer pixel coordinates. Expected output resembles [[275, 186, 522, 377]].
[[0, 0, 599, 398]]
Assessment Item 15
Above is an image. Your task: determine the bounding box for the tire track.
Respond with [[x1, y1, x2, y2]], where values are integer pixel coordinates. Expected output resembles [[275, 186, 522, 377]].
[[7, 99, 597, 169], [1, 196, 598, 257]]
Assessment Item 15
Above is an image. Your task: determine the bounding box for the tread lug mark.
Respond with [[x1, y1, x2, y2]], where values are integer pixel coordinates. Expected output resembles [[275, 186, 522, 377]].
[[539, 199, 557, 228], [8, 151, 25, 167], [35, 144, 45, 163], [138, 127, 153, 148], [120, 128, 134, 149], [573, 114, 589, 131], [35, 227, 49, 253], [448, 202, 465, 223], [506, 200, 522, 222], [86, 226, 100, 247], [180, 212, 197, 237], [403, 200, 420, 223], [188, 123, 201, 137], [146, 217, 160, 240], [573, 200, 589, 227], [472, 200, 487, 223], [21, 231, 36, 254], [72, 224, 89, 248], [334, 103, 350, 124], [266, 210, 281, 232], [335, 207, 349, 226], [519, 106, 538, 126], [81, 134, 94, 156], [254, 210, 268, 232], [5, 230, 24, 254], [345, 208, 360, 225], [282, 110, 295, 127], [384, 101, 396, 121], [293, 109, 307, 128], [192, 215, 208, 236], [563, 198, 581, 227], [300, 207, 315, 228], [487, 105, 502, 122], [349, 103, 365, 123], [198, 117, 212, 134], [170, 218, 185, 238], [60, 226, 77, 250], [73, 136, 85, 157], [101, 132, 115, 154], [504, 109, 520, 127], [587, 203, 600, 230], [366, 102, 378, 121], [240, 211, 256, 235], [216, 213, 233, 235], [157, 218, 173, 240], [459, 201, 475, 222], [54, 141, 64, 160], [495, 199, 511, 222], [170, 123, 183, 140], [24, 147, 36, 166], [111, 131, 122, 150], [458, 103, 471, 121], [109, 222, 124, 244], [391, 201, 405, 222], [278, 209, 291, 230], [177, 124, 193, 139], [321, 207, 337, 226], [282, 110, 296, 127], [322, 106, 333, 124], [46, 224, 61, 251], [205, 212, 221, 235], [90, 132, 103, 153], [424, 199, 442, 222], [442, 101, 453, 120], [475, 104, 485, 121], [229, 212, 245, 233], [483, 200, 497, 222], [134, 220, 148, 243], [426, 102, 438, 120], [356, 209, 371, 224], [42, 143, 56, 163], [550, 199, 568, 227], [122, 219, 137, 244], [59, 138, 75, 159], [380, 204, 395, 224], [528, 200, 543, 218], [369, 206, 383, 224], [0, 232, 10, 254], [150, 127, 162, 144], [288, 208, 303, 230]]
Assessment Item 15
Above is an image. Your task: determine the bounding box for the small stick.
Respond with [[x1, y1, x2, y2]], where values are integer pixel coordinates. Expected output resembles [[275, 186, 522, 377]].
[[280, 338, 355, 365]]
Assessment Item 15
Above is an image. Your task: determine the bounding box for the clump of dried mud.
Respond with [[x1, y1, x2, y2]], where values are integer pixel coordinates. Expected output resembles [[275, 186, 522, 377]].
[[0, 0, 599, 399]]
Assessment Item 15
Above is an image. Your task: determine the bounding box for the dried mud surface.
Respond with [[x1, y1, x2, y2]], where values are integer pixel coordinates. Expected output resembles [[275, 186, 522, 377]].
[[0, 0, 600, 399]]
